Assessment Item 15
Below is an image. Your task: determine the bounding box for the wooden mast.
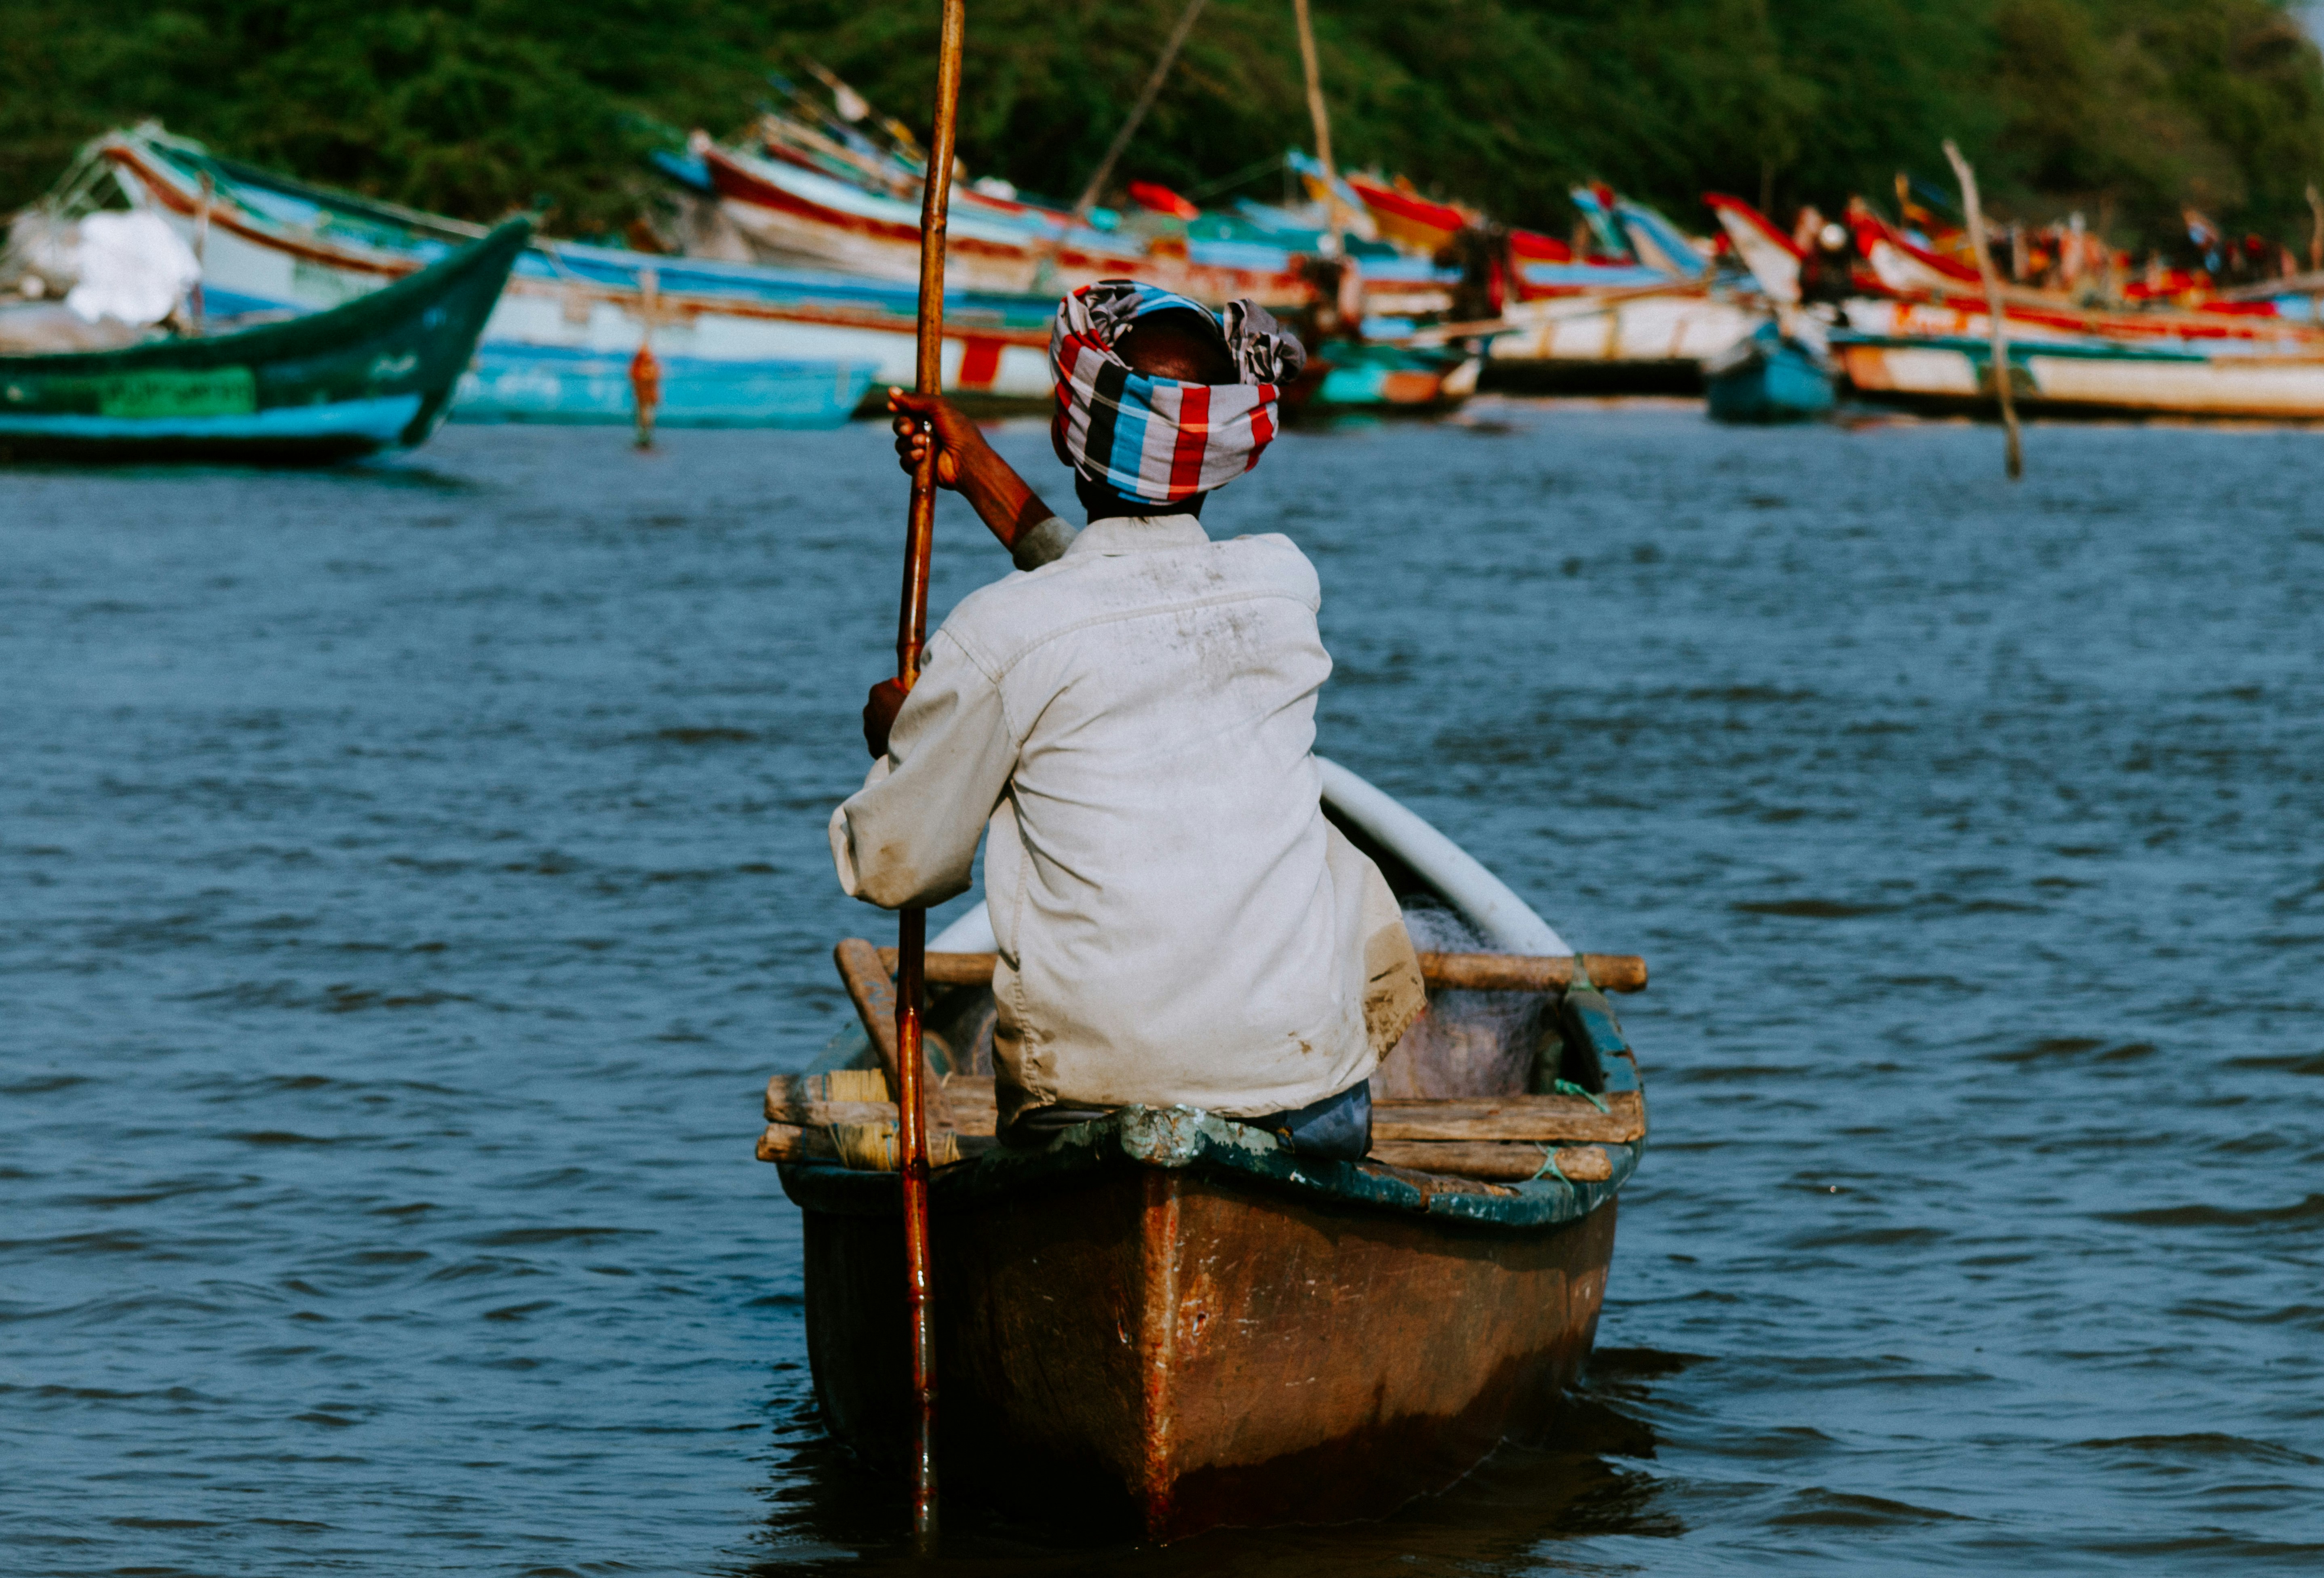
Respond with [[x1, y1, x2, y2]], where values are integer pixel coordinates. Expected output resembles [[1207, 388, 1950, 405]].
[[896, 0, 966, 1551], [1293, 0, 1334, 176], [1069, 0, 1209, 222], [1027, 0, 1208, 291], [1292, 0, 1346, 244]]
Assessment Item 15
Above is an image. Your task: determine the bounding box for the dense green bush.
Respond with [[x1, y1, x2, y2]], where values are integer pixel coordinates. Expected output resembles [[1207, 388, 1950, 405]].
[[5, 0, 2320, 254]]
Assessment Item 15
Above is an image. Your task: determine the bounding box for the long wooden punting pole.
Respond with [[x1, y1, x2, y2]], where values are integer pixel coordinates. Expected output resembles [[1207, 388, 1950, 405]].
[[1943, 139, 2022, 480], [887, 0, 966, 1551]]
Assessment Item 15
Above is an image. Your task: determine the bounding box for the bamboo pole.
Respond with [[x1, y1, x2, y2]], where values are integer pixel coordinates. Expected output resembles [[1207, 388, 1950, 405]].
[[1292, 0, 1334, 177], [1942, 140, 2022, 480], [894, 0, 966, 1550]]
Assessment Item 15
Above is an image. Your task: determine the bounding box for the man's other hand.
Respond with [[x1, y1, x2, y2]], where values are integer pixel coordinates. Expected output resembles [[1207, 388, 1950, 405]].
[[888, 388, 987, 489], [863, 677, 907, 759]]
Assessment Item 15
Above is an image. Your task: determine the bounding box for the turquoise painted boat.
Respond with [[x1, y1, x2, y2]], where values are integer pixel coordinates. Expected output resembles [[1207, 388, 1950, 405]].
[[0, 218, 526, 464], [454, 342, 876, 428], [1290, 339, 1482, 415], [1704, 320, 1837, 422]]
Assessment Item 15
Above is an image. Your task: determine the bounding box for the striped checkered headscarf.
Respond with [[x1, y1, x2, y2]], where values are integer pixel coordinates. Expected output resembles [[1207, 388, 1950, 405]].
[[1050, 280, 1306, 505]]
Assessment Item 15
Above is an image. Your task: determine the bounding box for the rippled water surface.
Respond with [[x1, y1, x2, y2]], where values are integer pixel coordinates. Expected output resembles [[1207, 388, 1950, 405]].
[[4, 406, 2321, 1574]]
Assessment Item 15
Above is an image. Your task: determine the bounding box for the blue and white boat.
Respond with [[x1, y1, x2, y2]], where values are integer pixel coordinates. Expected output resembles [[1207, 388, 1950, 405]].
[[90, 127, 1033, 423]]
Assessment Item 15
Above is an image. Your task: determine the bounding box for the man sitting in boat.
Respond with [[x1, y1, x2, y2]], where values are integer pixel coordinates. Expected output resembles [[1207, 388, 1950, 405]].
[[831, 280, 1424, 1156]]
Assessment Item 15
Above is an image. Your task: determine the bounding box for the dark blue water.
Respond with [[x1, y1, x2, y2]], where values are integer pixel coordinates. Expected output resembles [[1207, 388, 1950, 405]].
[[4, 406, 2320, 1574]]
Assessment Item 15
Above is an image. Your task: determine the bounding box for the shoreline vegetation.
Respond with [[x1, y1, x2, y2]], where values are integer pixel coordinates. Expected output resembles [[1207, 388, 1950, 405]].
[[6, 0, 2323, 256]]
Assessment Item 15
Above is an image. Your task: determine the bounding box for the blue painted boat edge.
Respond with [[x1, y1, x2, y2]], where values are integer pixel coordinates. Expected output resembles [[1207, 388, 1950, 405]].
[[0, 394, 422, 443], [449, 356, 879, 428]]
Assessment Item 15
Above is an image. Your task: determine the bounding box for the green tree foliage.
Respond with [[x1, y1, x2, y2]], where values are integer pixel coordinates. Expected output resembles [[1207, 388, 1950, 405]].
[[5, 0, 2321, 253]]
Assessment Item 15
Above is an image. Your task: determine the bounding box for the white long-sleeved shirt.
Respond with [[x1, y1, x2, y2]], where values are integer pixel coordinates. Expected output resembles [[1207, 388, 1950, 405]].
[[829, 514, 1421, 1124]]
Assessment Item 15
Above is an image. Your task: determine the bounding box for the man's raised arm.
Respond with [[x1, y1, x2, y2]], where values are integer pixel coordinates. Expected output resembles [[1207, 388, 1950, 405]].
[[886, 389, 1074, 569]]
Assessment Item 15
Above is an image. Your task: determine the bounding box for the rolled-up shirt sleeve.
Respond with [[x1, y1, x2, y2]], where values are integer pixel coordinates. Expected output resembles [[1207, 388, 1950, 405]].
[[828, 628, 1019, 910], [1009, 514, 1078, 571]]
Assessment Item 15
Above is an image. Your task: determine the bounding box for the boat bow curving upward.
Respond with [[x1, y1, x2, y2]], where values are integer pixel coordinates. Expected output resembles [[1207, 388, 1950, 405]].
[[0, 217, 527, 464]]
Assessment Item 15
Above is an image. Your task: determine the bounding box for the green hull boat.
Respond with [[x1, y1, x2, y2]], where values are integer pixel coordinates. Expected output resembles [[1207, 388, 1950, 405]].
[[0, 217, 528, 465]]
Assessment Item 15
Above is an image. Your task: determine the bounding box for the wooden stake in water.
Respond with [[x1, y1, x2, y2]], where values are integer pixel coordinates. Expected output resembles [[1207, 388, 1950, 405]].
[[1943, 140, 2022, 480], [896, 0, 966, 1551]]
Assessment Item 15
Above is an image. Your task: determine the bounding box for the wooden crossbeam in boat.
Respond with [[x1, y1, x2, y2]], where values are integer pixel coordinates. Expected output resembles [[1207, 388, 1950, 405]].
[[869, 945, 1648, 993], [756, 1120, 993, 1167], [768, 1071, 999, 1135], [1371, 1091, 1644, 1145], [766, 1074, 1639, 1146]]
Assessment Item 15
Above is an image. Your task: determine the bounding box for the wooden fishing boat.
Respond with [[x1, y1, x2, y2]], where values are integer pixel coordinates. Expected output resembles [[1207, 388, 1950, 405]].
[[1480, 282, 1763, 394], [703, 140, 1309, 306], [701, 139, 1461, 324], [1834, 329, 2324, 421], [0, 217, 525, 463], [1706, 189, 2324, 421], [93, 128, 1035, 414], [1284, 339, 1482, 415], [453, 342, 874, 428], [759, 758, 1647, 1539], [1705, 320, 1836, 422]]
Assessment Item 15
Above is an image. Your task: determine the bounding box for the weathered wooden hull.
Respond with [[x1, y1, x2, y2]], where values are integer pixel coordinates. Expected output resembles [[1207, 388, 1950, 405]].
[[781, 1110, 1628, 1540], [100, 132, 1050, 409]]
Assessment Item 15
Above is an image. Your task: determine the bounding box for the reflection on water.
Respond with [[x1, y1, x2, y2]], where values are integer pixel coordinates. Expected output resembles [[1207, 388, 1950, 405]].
[[745, 1359, 1674, 1576], [4, 408, 2322, 1574]]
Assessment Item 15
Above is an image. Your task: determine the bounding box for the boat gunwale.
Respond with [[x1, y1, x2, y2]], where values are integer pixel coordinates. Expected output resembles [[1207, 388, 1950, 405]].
[[0, 217, 531, 378]]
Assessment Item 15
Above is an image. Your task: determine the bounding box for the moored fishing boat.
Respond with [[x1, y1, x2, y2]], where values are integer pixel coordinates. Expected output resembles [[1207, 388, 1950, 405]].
[[88, 127, 1044, 415], [759, 757, 1647, 1539], [1705, 319, 1837, 422], [1833, 329, 2324, 420], [1282, 337, 1482, 415], [1483, 282, 1763, 394], [1476, 189, 1758, 394], [0, 217, 525, 463], [702, 139, 1312, 307]]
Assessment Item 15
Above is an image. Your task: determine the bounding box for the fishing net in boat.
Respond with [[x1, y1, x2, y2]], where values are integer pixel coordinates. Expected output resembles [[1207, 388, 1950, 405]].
[[1371, 900, 1560, 1100]]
